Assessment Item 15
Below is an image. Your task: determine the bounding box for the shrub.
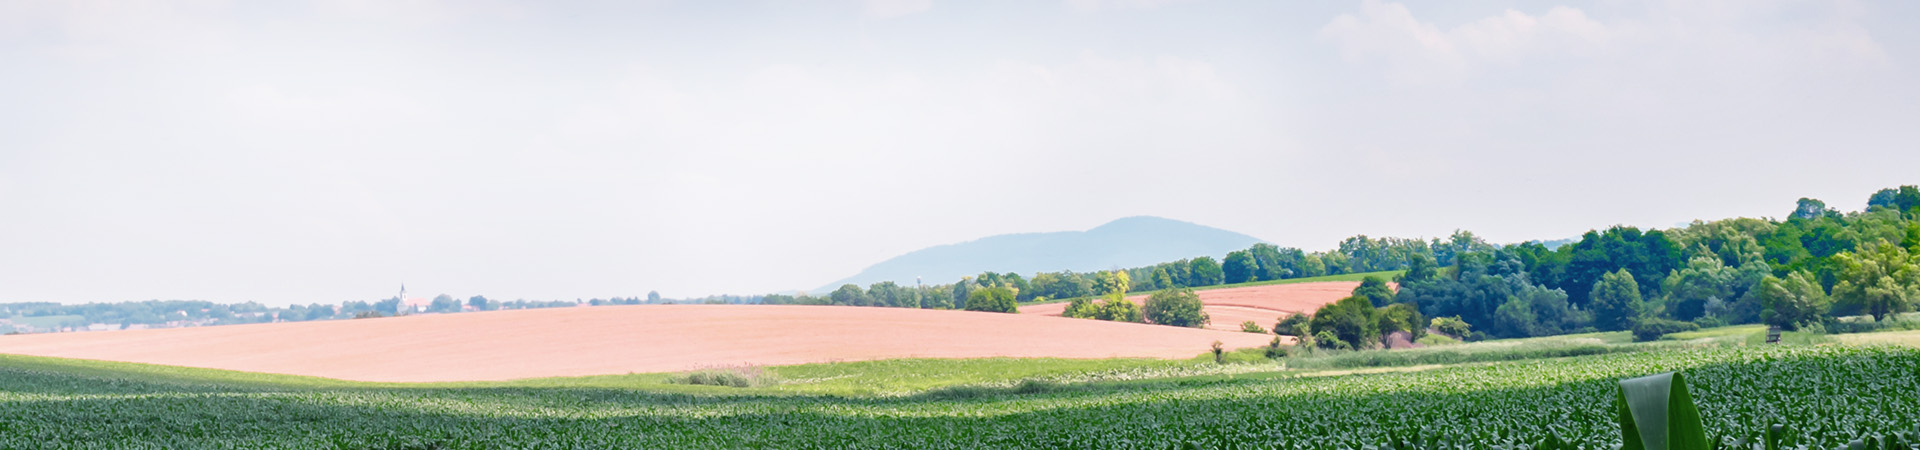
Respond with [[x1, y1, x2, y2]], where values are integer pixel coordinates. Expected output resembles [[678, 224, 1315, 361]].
[[1061, 296, 1099, 319], [1308, 296, 1379, 350], [1239, 321, 1266, 333], [964, 287, 1019, 313], [1314, 330, 1350, 350], [1143, 288, 1209, 328], [1273, 313, 1310, 337], [1210, 340, 1225, 363], [1631, 318, 1700, 342], [1431, 315, 1471, 337], [1263, 336, 1290, 359], [1095, 294, 1142, 322]]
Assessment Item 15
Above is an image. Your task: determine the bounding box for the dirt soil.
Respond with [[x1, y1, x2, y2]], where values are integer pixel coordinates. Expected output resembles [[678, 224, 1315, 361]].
[[1018, 281, 1370, 333], [0, 304, 1276, 382]]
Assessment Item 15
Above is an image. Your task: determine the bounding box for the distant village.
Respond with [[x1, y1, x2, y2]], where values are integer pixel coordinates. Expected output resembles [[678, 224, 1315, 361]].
[[0, 292, 763, 335]]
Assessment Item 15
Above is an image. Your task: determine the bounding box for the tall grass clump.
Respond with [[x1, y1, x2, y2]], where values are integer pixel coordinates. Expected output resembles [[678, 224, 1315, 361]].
[[667, 366, 776, 388]]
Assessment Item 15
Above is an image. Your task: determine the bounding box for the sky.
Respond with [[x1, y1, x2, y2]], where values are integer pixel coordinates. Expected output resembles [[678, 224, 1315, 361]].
[[4, 0, 1919, 305]]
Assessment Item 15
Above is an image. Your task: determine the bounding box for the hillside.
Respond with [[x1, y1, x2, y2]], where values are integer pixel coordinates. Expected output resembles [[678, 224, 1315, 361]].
[[818, 216, 1265, 292], [1019, 281, 1366, 334], [0, 304, 1272, 382]]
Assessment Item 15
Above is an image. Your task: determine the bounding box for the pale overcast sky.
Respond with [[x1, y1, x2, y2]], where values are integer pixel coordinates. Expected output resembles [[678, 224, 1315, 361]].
[[4, 0, 1918, 305]]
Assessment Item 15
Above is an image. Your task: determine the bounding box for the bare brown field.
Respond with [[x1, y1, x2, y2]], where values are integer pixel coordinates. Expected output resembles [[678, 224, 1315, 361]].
[[0, 304, 1274, 382], [1018, 281, 1369, 333]]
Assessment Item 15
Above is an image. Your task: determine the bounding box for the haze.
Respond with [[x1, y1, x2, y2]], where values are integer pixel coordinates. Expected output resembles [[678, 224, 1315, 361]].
[[4, 0, 1919, 305]]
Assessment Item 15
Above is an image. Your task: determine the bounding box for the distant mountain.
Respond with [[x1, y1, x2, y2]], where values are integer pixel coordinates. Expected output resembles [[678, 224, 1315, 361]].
[[816, 216, 1267, 292]]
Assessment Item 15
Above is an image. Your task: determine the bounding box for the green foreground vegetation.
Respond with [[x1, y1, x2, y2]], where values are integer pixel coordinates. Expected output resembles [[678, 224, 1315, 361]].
[[3, 328, 1918, 449]]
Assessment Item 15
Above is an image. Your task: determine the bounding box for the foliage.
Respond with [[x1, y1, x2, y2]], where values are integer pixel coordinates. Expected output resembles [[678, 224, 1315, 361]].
[[1061, 296, 1100, 319], [1376, 303, 1426, 341], [1430, 315, 1471, 337], [1223, 250, 1258, 284], [1309, 296, 1381, 349], [1829, 244, 1920, 321], [1756, 271, 1831, 330], [1, 345, 1917, 449], [1273, 313, 1310, 337], [1632, 318, 1701, 342], [669, 367, 776, 388], [1187, 257, 1225, 287], [1353, 275, 1396, 307], [1239, 321, 1266, 333], [963, 287, 1019, 313], [1142, 288, 1209, 328], [1094, 294, 1142, 323], [1593, 269, 1647, 332], [1095, 271, 1132, 296]]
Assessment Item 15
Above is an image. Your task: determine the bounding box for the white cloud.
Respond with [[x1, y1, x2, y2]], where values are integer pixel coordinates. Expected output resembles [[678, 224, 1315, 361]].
[[863, 0, 931, 19], [1318, 0, 1609, 85]]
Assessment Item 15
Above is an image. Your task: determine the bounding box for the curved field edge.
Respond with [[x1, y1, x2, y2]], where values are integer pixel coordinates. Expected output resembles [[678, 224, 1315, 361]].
[[3, 346, 1918, 449], [1019, 270, 1404, 306]]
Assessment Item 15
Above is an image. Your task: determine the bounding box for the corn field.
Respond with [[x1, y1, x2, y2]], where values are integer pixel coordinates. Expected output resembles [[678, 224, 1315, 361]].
[[0, 346, 1914, 450]]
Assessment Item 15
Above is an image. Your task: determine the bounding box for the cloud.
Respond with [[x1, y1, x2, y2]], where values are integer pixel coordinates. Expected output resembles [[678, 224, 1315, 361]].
[[863, 0, 931, 19], [1317, 0, 1887, 86], [1063, 0, 1190, 12]]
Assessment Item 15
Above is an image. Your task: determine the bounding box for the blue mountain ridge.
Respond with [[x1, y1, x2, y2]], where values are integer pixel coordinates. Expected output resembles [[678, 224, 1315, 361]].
[[815, 216, 1267, 292]]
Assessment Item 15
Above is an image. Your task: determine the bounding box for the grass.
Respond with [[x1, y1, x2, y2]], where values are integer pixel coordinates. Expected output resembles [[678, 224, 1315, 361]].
[[1, 344, 1915, 449], [1834, 329, 1920, 347]]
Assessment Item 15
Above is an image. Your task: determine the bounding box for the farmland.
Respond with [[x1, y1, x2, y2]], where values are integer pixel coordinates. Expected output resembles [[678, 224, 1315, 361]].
[[1019, 280, 1373, 332], [0, 343, 1914, 449], [0, 304, 1273, 382]]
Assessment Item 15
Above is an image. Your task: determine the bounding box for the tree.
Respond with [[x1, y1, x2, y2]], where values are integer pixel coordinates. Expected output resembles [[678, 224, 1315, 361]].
[[1223, 250, 1258, 284], [1830, 244, 1920, 321], [1376, 302, 1425, 342], [1353, 276, 1395, 307], [1095, 294, 1142, 322], [1142, 288, 1209, 328], [1188, 257, 1225, 286], [1658, 255, 1743, 322], [830, 284, 870, 307], [1756, 271, 1831, 330], [1791, 197, 1834, 220], [647, 291, 662, 303], [1869, 188, 1901, 211], [1590, 269, 1645, 331], [1062, 296, 1100, 319], [1899, 185, 1920, 215], [1151, 268, 1175, 291], [429, 294, 461, 313], [375, 297, 403, 316], [1308, 296, 1380, 350], [467, 295, 495, 311], [1095, 271, 1132, 296], [964, 287, 1019, 313], [1399, 253, 1438, 284], [1430, 316, 1471, 337]]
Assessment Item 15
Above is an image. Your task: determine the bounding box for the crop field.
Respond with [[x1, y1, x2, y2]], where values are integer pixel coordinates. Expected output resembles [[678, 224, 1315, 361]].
[[0, 305, 1273, 382], [1019, 280, 1371, 332], [1, 344, 1915, 449]]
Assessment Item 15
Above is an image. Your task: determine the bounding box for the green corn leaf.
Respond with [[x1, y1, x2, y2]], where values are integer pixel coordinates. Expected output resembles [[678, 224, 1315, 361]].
[[1619, 372, 1711, 450]]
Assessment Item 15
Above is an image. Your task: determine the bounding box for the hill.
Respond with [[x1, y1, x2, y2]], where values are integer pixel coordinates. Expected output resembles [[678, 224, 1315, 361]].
[[0, 304, 1272, 382], [818, 216, 1265, 292]]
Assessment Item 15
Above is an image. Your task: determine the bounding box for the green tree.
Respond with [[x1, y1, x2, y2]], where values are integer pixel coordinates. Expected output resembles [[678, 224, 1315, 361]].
[[647, 291, 662, 303], [429, 294, 461, 313], [467, 295, 492, 311], [1061, 296, 1099, 319], [1142, 288, 1209, 328], [1430, 315, 1471, 337], [1377, 302, 1425, 342], [1830, 245, 1920, 321], [1399, 253, 1438, 284], [830, 284, 870, 307], [1308, 296, 1381, 350], [1353, 276, 1396, 307], [1188, 257, 1225, 286], [1756, 271, 1831, 330], [1223, 250, 1258, 284], [1590, 269, 1645, 331], [1095, 271, 1132, 296], [963, 287, 1019, 313], [1791, 197, 1834, 220], [1151, 267, 1175, 290], [1095, 294, 1142, 322]]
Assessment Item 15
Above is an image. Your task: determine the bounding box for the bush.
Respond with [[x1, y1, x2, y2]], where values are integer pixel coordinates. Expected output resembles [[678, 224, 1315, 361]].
[[964, 287, 1019, 313], [1632, 318, 1700, 342], [1273, 313, 1310, 337], [1095, 294, 1142, 322], [1431, 316, 1471, 337], [1143, 288, 1208, 328], [1264, 336, 1289, 359], [1314, 330, 1350, 350], [1240, 321, 1266, 333]]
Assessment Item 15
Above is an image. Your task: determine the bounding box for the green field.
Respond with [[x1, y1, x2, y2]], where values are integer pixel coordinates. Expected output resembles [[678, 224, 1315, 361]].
[[2, 334, 1917, 449]]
